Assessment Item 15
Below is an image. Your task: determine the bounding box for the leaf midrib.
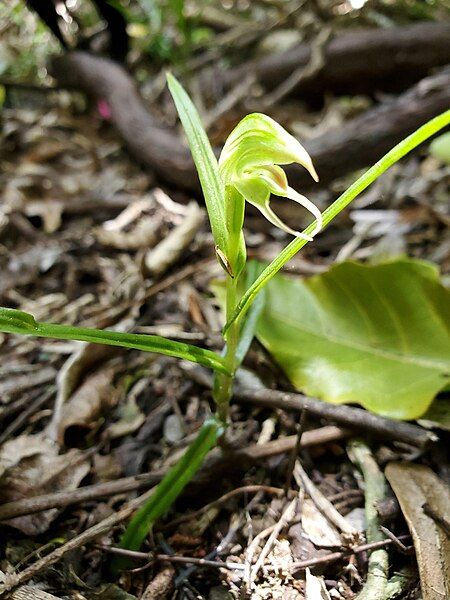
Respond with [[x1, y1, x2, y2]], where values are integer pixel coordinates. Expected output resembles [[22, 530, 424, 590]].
[[266, 308, 450, 372]]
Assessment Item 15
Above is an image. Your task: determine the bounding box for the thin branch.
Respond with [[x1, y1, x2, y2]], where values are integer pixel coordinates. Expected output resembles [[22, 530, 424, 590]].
[[235, 387, 437, 448]]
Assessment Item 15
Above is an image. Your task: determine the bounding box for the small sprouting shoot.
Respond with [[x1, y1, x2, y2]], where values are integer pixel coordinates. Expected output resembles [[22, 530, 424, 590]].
[[219, 113, 322, 240]]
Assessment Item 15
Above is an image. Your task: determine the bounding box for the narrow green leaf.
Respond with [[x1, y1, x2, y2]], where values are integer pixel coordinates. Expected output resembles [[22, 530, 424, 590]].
[[114, 416, 223, 569], [0, 308, 230, 375], [225, 109, 450, 333], [234, 262, 266, 366], [167, 73, 227, 254], [255, 259, 450, 420]]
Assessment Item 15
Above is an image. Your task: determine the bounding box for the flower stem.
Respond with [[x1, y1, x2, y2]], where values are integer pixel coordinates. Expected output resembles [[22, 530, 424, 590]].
[[213, 275, 240, 423]]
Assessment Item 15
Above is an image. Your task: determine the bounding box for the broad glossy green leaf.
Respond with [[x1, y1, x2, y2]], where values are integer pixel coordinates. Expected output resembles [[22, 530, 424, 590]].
[[0, 308, 230, 375], [255, 259, 450, 419], [167, 73, 227, 255]]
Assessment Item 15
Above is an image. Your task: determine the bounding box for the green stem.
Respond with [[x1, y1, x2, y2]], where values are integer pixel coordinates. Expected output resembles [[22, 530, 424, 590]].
[[213, 275, 240, 422], [225, 109, 450, 333]]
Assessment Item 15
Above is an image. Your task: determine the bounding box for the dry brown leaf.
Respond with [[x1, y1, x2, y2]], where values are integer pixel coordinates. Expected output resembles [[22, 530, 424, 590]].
[[0, 435, 89, 535], [385, 462, 450, 600], [46, 341, 121, 442], [56, 366, 120, 445], [0, 435, 50, 479], [301, 499, 342, 548]]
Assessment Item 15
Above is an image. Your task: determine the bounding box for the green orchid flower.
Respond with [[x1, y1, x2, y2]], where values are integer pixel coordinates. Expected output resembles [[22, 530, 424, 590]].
[[219, 113, 322, 240]]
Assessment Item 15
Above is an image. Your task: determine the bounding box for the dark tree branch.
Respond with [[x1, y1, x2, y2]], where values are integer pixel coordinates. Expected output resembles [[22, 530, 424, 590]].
[[50, 52, 450, 194]]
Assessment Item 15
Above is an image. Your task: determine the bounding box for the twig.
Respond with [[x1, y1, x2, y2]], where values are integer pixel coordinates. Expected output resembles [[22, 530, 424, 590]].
[[0, 486, 157, 596], [237, 425, 350, 460], [0, 471, 165, 522], [289, 535, 410, 574], [261, 26, 332, 108], [294, 461, 361, 545], [235, 387, 437, 448], [284, 408, 307, 493], [97, 537, 412, 578], [379, 526, 414, 554], [160, 484, 284, 530], [348, 440, 389, 600], [244, 524, 276, 589], [250, 497, 298, 583], [96, 545, 245, 571]]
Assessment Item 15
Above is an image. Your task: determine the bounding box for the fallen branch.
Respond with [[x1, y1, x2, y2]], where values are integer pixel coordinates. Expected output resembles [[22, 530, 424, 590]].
[[235, 387, 437, 449], [216, 22, 450, 99], [50, 53, 450, 193]]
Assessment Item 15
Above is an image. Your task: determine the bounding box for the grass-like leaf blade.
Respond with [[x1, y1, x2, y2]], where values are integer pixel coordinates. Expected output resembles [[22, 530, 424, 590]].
[[225, 109, 450, 333], [0, 308, 230, 375], [167, 73, 227, 254], [114, 415, 223, 569]]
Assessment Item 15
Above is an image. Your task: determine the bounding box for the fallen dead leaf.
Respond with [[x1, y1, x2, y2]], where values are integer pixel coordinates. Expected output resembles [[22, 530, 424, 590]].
[[55, 366, 120, 446], [385, 462, 450, 600], [301, 498, 342, 548], [0, 434, 89, 535]]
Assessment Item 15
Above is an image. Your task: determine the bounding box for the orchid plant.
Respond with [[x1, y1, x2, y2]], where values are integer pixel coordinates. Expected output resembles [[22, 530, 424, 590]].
[[0, 75, 448, 557]]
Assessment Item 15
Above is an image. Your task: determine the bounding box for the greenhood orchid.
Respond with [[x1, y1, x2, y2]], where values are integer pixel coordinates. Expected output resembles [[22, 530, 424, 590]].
[[0, 70, 447, 562], [219, 113, 322, 241]]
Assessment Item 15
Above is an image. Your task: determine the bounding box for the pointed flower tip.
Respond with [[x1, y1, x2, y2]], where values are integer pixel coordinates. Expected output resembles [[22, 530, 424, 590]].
[[220, 112, 321, 239]]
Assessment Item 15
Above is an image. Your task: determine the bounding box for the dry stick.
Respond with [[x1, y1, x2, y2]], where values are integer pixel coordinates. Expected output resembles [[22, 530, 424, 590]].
[[235, 387, 437, 448], [289, 535, 410, 574], [244, 524, 276, 588], [238, 425, 350, 460], [250, 497, 298, 584], [294, 461, 361, 545], [284, 408, 307, 493], [348, 440, 389, 600], [0, 487, 156, 596], [97, 545, 245, 571], [261, 26, 332, 108], [0, 471, 165, 522], [96, 536, 411, 574]]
